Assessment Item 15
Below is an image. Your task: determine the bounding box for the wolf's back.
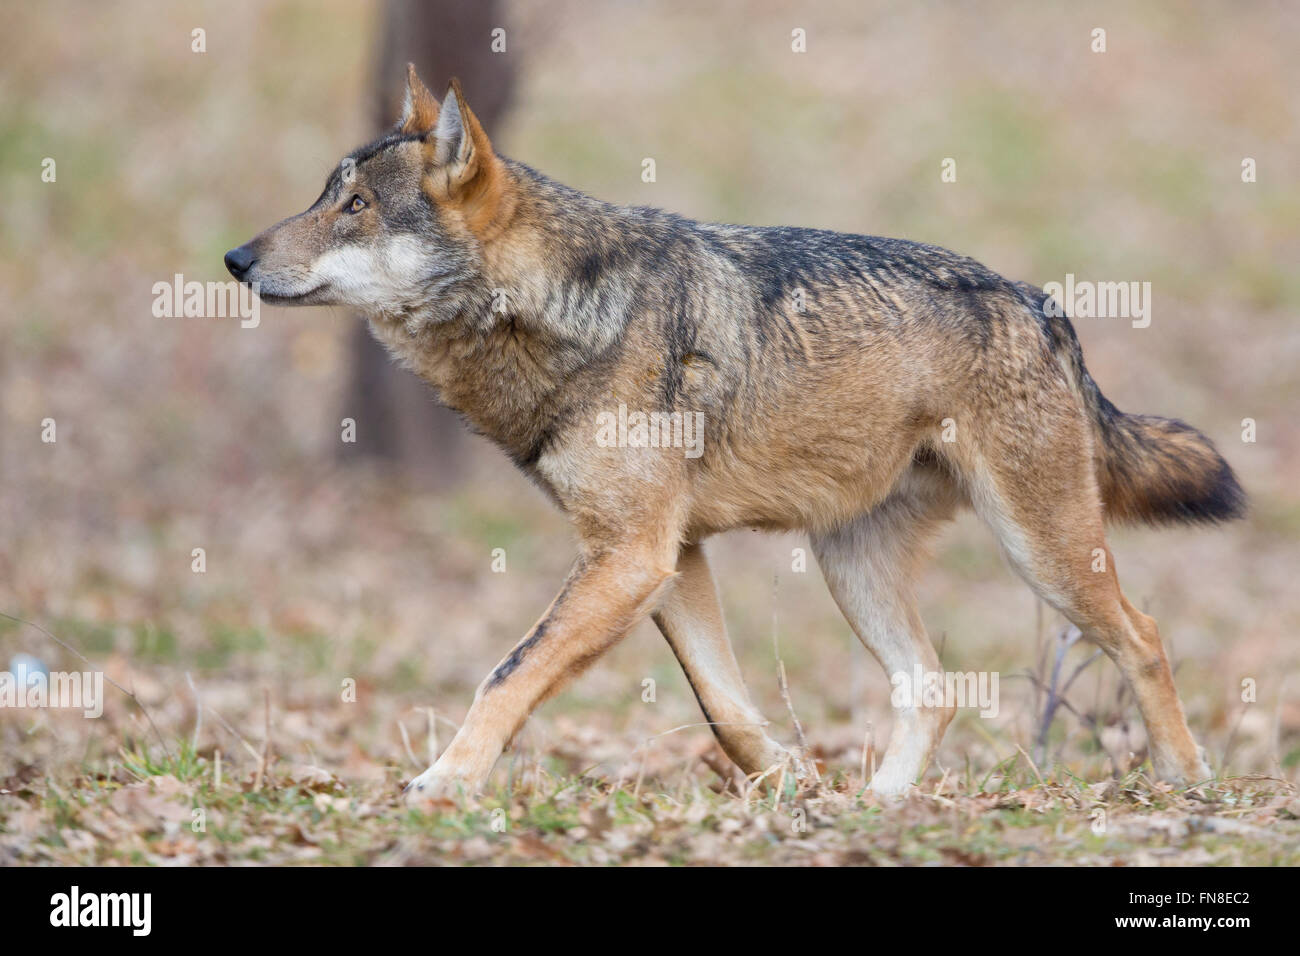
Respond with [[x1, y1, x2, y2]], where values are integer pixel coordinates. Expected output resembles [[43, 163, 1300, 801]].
[[1014, 282, 1246, 527]]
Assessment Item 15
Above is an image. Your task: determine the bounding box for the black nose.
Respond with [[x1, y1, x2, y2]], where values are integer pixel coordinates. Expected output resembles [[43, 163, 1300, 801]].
[[224, 245, 256, 279]]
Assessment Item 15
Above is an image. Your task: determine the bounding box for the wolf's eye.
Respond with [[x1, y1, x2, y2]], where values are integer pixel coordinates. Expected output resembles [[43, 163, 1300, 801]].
[[347, 195, 367, 214]]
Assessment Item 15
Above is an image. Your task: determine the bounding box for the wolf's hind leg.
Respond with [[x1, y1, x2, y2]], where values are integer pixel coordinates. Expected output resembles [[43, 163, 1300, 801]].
[[811, 492, 957, 797], [653, 542, 796, 782], [963, 417, 1211, 785]]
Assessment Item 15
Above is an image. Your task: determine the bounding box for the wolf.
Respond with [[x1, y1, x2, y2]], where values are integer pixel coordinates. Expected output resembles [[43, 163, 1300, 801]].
[[225, 67, 1244, 799]]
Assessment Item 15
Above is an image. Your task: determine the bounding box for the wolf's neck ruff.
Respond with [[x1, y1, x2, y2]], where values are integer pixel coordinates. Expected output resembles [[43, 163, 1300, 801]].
[[365, 159, 655, 466]]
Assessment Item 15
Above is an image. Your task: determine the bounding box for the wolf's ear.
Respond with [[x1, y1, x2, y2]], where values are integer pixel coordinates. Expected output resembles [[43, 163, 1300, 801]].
[[430, 78, 495, 192], [399, 63, 440, 135], [426, 79, 511, 232]]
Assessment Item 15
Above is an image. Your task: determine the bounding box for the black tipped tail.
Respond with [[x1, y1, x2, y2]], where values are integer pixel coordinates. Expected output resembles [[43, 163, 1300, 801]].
[[1095, 411, 1246, 527]]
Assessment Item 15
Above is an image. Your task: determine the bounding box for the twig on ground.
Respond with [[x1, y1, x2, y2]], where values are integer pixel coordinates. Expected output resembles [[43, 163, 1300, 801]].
[[1029, 625, 1105, 770], [252, 689, 272, 791], [425, 706, 440, 765], [1016, 743, 1046, 786], [398, 719, 420, 768], [860, 721, 875, 789], [201, 701, 262, 763], [934, 765, 951, 797], [1271, 675, 1291, 777], [771, 573, 815, 783], [185, 672, 203, 752]]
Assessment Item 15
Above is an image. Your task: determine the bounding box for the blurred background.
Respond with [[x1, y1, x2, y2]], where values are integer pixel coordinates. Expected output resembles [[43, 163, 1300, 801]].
[[1, 0, 1298, 819]]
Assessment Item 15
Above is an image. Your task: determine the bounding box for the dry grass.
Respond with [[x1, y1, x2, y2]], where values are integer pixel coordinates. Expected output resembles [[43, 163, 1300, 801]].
[[2, 0, 1298, 865], [5, 729, 1297, 865]]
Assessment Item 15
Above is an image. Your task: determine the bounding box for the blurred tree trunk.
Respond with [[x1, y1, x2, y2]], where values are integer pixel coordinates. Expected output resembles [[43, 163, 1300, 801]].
[[339, 0, 515, 483]]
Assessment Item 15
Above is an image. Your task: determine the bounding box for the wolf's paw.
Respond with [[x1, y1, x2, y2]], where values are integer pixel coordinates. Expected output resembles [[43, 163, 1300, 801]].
[[1151, 746, 1214, 789], [1175, 748, 1214, 787], [865, 765, 919, 800], [402, 763, 477, 808], [748, 748, 819, 793]]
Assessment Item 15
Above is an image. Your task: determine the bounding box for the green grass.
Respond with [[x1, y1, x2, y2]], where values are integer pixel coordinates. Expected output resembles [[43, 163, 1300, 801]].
[[4, 729, 1295, 865]]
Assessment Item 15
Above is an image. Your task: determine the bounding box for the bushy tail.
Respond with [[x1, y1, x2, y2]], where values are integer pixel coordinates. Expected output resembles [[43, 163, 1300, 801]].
[[1015, 282, 1246, 527], [1091, 410, 1246, 525]]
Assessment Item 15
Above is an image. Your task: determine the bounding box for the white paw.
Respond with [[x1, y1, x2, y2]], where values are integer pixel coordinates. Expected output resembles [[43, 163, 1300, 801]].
[[866, 765, 918, 799], [402, 762, 476, 806], [1151, 748, 1213, 788]]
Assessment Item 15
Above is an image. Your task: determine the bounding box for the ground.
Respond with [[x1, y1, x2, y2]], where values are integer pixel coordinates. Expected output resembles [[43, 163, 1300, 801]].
[[1, 0, 1297, 865]]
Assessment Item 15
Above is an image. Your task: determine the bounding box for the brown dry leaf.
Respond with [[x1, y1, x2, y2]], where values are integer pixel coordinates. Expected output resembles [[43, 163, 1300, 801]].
[[285, 764, 343, 793], [293, 822, 331, 846], [109, 775, 193, 829], [59, 828, 98, 853], [312, 793, 351, 814]]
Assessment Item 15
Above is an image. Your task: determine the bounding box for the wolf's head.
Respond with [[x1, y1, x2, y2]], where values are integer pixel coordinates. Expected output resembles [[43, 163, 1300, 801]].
[[224, 66, 509, 316]]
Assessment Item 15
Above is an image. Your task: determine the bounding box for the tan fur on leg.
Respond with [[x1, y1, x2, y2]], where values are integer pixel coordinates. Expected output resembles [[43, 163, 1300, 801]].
[[653, 542, 794, 779]]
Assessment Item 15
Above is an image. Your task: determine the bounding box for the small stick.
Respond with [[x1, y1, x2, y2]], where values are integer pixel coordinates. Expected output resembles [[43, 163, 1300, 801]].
[[860, 721, 875, 789], [771, 572, 813, 772], [185, 672, 203, 752], [776, 658, 807, 753], [1270, 675, 1290, 777], [426, 706, 439, 765], [203, 702, 262, 763], [633, 739, 650, 800], [1016, 743, 1045, 786], [934, 765, 951, 797], [252, 689, 272, 791], [745, 762, 782, 803], [398, 719, 420, 768]]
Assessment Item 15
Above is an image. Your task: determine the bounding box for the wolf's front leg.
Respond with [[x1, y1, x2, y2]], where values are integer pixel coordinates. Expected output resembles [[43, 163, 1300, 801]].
[[653, 542, 798, 782], [405, 545, 679, 801]]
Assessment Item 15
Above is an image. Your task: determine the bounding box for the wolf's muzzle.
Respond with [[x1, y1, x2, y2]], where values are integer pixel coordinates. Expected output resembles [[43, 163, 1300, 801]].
[[224, 244, 256, 280]]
